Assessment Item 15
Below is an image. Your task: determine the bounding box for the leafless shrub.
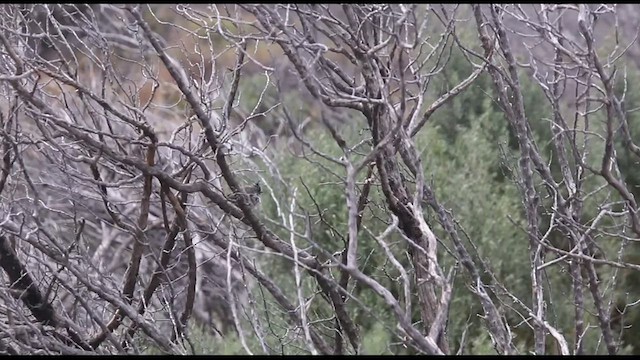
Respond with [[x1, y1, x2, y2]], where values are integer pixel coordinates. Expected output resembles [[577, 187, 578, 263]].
[[0, 3, 639, 355]]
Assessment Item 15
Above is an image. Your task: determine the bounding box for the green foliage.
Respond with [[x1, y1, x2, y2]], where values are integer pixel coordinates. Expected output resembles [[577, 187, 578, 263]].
[[614, 66, 640, 200], [417, 72, 532, 353], [265, 116, 407, 330], [217, 30, 640, 356], [429, 47, 504, 146], [185, 325, 246, 355], [360, 322, 392, 354], [469, 331, 498, 355], [244, 45, 538, 352], [612, 65, 640, 354]]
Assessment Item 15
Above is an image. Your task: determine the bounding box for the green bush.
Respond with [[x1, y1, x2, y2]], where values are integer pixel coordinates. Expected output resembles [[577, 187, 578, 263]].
[[197, 40, 640, 355]]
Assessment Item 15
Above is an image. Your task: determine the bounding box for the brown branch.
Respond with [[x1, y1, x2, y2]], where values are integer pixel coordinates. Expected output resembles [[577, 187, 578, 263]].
[[221, 40, 247, 134], [0, 235, 57, 326], [127, 9, 364, 353], [122, 182, 189, 346], [0, 235, 92, 351], [0, 112, 14, 197], [207, 232, 333, 355], [177, 172, 196, 342], [90, 143, 157, 348]]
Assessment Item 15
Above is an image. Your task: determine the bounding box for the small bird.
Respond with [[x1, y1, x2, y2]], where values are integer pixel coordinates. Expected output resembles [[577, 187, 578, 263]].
[[227, 182, 262, 207]]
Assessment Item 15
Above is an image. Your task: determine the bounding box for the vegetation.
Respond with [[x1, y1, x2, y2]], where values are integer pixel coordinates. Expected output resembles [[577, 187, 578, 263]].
[[0, 3, 639, 355]]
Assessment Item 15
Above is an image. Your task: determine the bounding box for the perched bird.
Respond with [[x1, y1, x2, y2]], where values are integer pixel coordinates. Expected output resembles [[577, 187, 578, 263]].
[[227, 182, 262, 207]]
